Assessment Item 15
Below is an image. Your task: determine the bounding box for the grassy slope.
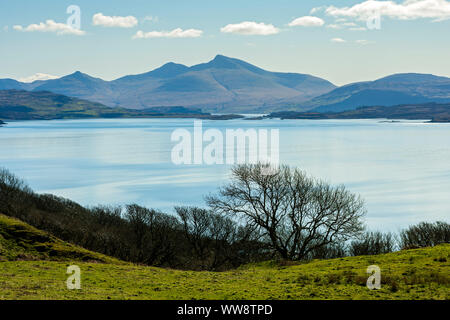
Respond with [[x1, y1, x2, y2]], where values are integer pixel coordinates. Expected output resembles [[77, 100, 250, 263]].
[[0, 214, 121, 264], [0, 214, 448, 300]]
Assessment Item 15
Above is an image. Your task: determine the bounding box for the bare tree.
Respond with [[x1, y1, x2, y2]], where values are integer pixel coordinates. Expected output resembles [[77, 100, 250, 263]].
[[400, 221, 450, 249], [0, 168, 33, 218], [206, 163, 366, 261], [175, 206, 212, 267], [124, 204, 182, 265], [350, 231, 397, 256], [208, 212, 239, 270], [175, 206, 264, 270]]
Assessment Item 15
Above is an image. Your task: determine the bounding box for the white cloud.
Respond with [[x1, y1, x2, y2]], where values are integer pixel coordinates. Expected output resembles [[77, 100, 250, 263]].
[[13, 20, 85, 35], [327, 24, 343, 29], [341, 22, 358, 27], [327, 21, 366, 30], [356, 39, 374, 44], [133, 28, 203, 39], [331, 37, 346, 43], [325, 0, 450, 22], [143, 16, 159, 23], [288, 16, 325, 27], [310, 6, 326, 14], [93, 13, 138, 28], [18, 73, 60, 83], [220, 21, 279, 35], [350, 26, 367, 31]]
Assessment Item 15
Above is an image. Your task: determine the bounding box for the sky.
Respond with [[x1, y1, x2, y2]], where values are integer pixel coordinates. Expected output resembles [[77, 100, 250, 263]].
[[1, 0, 449, 86]]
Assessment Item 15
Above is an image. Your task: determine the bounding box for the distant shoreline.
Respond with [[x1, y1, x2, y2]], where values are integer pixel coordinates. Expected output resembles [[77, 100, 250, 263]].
[[0, 114, 246, 125], [266, 103, 450, 123], [2, 116, 447, 125], [1, 90, 449, 124]]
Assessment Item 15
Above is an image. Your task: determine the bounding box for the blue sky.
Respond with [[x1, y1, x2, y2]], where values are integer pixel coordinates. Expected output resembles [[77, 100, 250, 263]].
[[1, 0, 449, 85]]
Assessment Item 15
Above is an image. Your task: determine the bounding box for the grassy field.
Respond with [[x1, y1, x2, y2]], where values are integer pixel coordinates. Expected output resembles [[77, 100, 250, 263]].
[[0, 214, 449, 300]]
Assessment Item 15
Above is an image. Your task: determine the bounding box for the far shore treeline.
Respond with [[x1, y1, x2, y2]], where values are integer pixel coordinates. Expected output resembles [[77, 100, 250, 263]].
[[0, 165, 448, 271]]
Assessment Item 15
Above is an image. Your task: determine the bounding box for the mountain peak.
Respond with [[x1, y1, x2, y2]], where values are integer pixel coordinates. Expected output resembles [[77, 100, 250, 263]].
[[66, 71, 91, 79], [190, 54, 245, 71], [208, 54, 240, 69], [150, 62, 189, 78], [376, 73, 450, 83], [212, 54, 232, 61], [60, 71, 108, 84]]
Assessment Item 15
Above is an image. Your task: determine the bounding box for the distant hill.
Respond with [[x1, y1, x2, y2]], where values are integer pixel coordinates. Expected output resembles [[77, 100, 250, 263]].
[[0, 55, 336, 113], [293, 73, 450, 112], [0, 89, 123, 120], [0, 90, 234, 121], [269, 103, 450, 122]]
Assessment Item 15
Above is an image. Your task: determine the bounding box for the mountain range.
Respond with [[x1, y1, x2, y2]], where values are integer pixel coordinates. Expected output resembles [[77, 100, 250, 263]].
[[299, 73, 450, 113], [0, 55, 335, 113], [1, 55, 449, 113]]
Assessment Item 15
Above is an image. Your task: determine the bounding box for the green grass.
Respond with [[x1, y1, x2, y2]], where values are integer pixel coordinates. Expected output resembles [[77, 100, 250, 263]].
[[0, 214, 448, 300], [0, 214, 121, 264]]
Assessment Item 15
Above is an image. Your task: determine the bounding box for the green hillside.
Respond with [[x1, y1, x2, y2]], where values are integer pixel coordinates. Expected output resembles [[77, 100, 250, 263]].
[[0, 90, 213, 121], [0, 90, 129, 120], [0, 214, 121, 264], [0, 214, 448, 300]]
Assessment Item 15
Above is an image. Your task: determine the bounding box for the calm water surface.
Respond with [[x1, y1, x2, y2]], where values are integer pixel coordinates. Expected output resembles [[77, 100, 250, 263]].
[[1, 118, 449, 231]]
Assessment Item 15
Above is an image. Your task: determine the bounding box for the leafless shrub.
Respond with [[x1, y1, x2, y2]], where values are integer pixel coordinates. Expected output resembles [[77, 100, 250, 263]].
[[400, 221, 450, 249], [350, 231, 397, 256]]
